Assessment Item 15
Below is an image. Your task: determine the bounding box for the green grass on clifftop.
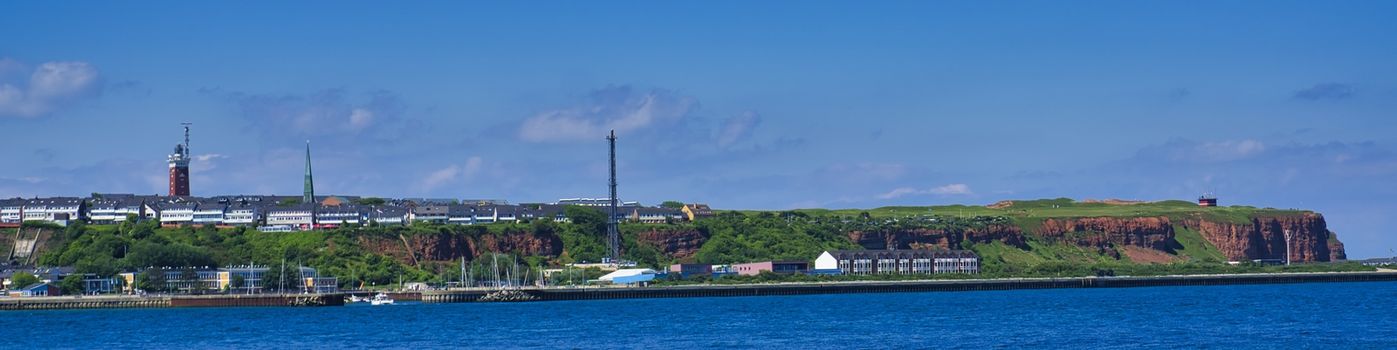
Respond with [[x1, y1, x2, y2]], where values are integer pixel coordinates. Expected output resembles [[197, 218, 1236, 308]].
[[798, 198, 1310, 224]]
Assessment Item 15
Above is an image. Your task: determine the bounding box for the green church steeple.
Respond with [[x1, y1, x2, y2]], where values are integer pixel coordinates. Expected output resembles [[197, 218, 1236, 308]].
[[303, 141, 315, 204]]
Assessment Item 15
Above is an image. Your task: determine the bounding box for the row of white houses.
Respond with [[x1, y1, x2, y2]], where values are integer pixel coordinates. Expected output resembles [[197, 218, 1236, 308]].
[[814, 249, 980, 275], [2, 195, 690, 231]]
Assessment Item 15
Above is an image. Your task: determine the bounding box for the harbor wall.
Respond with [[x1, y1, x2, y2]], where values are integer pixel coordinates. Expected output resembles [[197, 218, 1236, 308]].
[[423, 271, 1397, 303], [0, 293, 343, 311]]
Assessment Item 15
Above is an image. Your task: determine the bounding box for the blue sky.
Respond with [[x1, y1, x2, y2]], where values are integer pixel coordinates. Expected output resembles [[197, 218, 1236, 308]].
[[2, 1, 1395, 257]]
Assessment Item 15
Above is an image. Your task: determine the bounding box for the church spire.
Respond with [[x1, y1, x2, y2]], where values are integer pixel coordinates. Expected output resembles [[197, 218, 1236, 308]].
[[303, 140, 315, 204]]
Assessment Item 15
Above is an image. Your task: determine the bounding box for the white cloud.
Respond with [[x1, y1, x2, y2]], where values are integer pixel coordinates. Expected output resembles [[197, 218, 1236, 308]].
[[878, 183, 973, 199], [1196, 139, 1265, 161], [1142, 138, 1267, 163], [517, 86, 697, 143], [716, 111, 762, 148], [419, 156, 485, 191], [0, 59, 101, 118], [191, 154, 227, 174], [421, 165, 461, 191], [819, 162, 908, 183], [348, 108, 374, 130], [209, 89, 408, 144]]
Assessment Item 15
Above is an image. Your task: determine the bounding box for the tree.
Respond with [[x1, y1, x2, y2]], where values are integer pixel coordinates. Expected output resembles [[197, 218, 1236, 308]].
[[64, 221, 87, 240], [564, 206, 607, 235], [230, 274, 246, 292], [111, 274, 126, 294], [9, 272, 40, 290], [355, 197, 386, 206], [179, 268, 200, 294], [137, 268, 166, 293], [660, 201, 685, 209], [58, 274, 85, 295]]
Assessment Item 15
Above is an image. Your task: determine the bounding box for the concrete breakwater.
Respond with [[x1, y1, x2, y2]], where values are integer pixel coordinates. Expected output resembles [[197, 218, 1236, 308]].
[[0, 293, 343, 311], [421, 271, 1397, 303]]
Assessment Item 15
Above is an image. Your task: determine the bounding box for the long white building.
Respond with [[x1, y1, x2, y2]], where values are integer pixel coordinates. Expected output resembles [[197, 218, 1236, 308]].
[[20, 198, 85, 226], [814, 249, 979, 275]]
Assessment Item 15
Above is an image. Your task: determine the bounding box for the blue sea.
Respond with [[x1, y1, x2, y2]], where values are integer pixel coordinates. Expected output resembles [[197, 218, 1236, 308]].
[[4, 281, 1396, 349]]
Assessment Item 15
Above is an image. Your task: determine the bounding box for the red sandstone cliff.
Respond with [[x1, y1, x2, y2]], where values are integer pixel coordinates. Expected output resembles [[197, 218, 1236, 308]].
[[635, 228, 707, 260], [1181, 213, 1343, 263], [1036, 217, 1177, 258], [848, 224, 1027, 250], [847, 213, 1345, 264], [358, 230, 563, 266]]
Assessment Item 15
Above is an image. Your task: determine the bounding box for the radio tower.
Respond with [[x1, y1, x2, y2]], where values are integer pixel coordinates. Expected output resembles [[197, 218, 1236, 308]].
[[606, 130, 620, 263]]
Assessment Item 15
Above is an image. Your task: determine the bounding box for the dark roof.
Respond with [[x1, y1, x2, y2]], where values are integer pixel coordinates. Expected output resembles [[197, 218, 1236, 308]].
[[19, 282, 52, 291], [227, 203, 265, 212], [194, 201, 228, 210], [266, 203, 317, 212], [635, 207, 683, 215], [89, 196, 146, 209], [525, 204, 567, 217], [414, 205, 449, 215], [366, 206, 408, 217], [24, 197, 83, 206], [315, 205, 361, 215], [488, 205, 521, 216], [446, 204, 476, 216], [153, 201, 198, 211]]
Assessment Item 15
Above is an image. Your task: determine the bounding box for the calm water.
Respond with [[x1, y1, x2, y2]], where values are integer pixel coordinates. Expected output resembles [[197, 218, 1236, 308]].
[[3, 282, 1396, 349]]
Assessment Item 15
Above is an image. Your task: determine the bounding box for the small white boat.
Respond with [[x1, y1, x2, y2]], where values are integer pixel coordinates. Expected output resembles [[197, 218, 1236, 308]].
[[370, 293, 395, 305], [348, 295, 366, 303]]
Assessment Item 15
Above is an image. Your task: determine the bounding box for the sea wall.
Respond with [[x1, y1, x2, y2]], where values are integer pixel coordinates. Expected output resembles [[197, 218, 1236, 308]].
[[420, 271, 1397, 303], [0, 293, 343, 311]]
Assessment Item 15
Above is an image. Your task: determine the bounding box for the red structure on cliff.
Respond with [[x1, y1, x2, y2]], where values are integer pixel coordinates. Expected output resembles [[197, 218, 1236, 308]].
[[167, 123, 191, 196], [1198, 193, 1218, 207]]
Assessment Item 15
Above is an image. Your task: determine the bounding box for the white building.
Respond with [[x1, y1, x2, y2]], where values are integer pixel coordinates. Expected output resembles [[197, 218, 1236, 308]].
[[87, 197, 146, 224], [315, 205, 361, 227], [266, 204, 315, 229], [363, 206, 407, 226], [223, 204, 263, 226], [152, 201, 196, 226], [447, 205, 476, 225], [597, 268, 658, 285], [0, 199, 24, 225], [411, 205, 448, 224], [21, 197, 85, 226], [818, 250, 979, 275], [631, 207, 684, 224], [192, 201, 227, 225]]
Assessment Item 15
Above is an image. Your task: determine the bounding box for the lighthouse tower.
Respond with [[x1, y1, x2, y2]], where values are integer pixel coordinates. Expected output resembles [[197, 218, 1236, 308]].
[[168, 124, 191, 196]]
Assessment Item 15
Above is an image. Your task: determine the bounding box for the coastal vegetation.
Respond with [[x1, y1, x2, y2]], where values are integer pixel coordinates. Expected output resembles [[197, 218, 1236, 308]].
[[1, 199, 1366, 290]]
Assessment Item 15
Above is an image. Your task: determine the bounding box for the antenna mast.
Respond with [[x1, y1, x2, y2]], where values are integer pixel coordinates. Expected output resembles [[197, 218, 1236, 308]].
[[181, 122, 191, 157], [606, 130, 620, 263]]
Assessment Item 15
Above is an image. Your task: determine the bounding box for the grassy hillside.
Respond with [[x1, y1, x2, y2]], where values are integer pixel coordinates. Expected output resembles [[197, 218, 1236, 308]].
[[797, 198, 1309, 224]]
